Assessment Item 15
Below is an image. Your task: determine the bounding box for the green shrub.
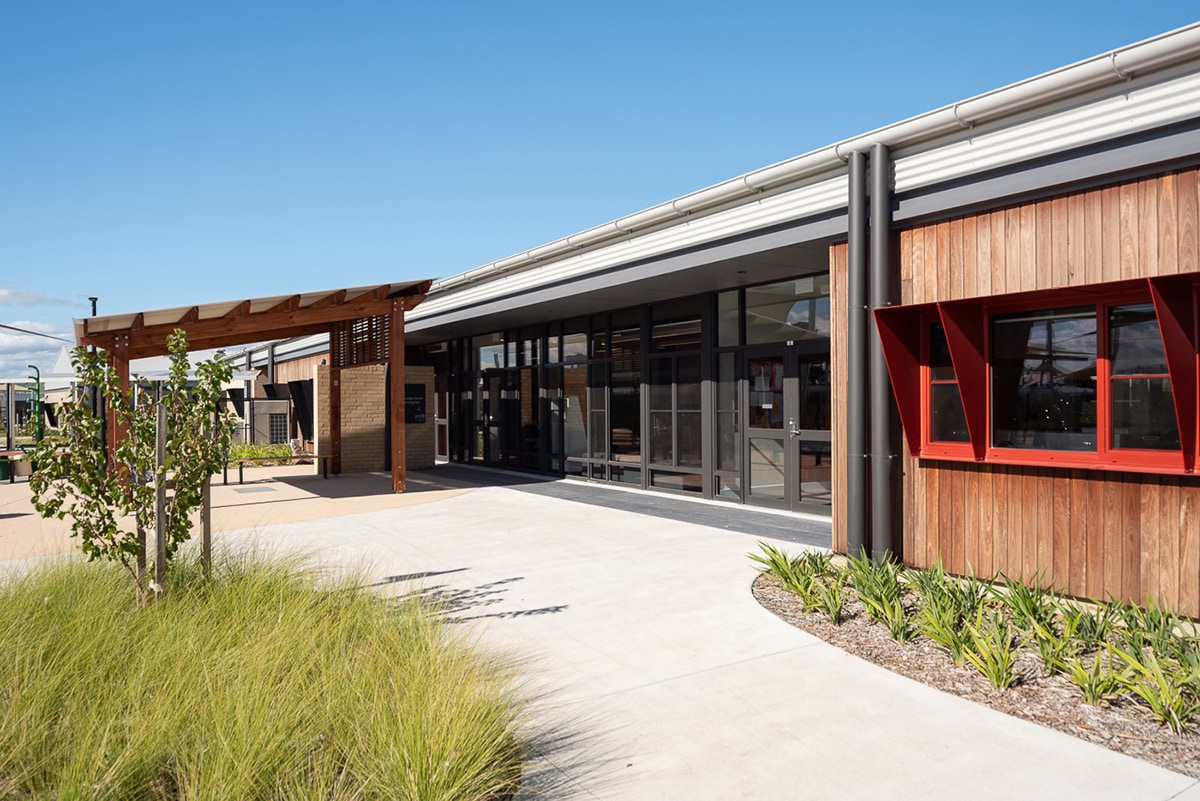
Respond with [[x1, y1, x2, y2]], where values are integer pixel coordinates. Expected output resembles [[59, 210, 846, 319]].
[[1060, 601, 1118, 649], [911, 562, 988, 666], [994, 573, 1056, 633], [1111, 643, 1200, 734], [1063, 648, 1131, 707], [749, 542, 824, 611], [229, 441, 297, 465], [846, 549, 913, 641], [816, 574, 848, 625], [0, 555, 524, 800], [964, 609, 1018, 690], [1031, 614, 1081, 676]]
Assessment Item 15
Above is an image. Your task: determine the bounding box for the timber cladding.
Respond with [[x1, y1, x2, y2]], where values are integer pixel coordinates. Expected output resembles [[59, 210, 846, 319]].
[[833, 165, 1200, 615]]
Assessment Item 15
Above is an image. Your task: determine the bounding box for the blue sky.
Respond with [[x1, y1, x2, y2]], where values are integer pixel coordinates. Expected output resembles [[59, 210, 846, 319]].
[[1, 2, 1197, 373]]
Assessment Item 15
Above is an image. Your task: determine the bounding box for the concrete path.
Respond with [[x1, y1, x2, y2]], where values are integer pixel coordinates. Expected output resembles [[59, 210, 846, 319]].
[[220, 482, 1198, 801]]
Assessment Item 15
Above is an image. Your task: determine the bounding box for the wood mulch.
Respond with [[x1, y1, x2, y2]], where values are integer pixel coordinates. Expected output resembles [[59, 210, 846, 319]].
[[752, 572, 1200, 778]]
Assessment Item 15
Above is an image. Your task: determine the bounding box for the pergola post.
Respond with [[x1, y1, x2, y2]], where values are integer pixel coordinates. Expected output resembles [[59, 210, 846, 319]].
[[106, 335, 130, 464], [329, 367, 341, 475], [389, 300, 406, 493]]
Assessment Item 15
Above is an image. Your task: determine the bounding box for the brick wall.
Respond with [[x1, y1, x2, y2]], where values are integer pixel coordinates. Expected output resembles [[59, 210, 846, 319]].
[[340, 364, 387, 473], [312, 361, 435, 475], [405, 365, 435, 471]]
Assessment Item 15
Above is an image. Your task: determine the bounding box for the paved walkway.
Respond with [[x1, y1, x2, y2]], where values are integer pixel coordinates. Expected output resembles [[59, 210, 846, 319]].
[[216, 479, 1198, 801]]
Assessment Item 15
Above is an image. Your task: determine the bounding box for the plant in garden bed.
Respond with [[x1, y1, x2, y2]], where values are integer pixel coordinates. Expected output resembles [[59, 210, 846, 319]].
[[229, 441, 297, 465], [1062, 649, 1131, 707], [0, 555, 525, 800], [816, 573, 848, 625], [911, 561, 988, 666], [993, 572, 1057, 633], [963, 608, 1019, 690], [29, 330, 235, 603], [847, 549, 912, 641], [1112, 643, 1200, 734], [749, 542, 828, 611]]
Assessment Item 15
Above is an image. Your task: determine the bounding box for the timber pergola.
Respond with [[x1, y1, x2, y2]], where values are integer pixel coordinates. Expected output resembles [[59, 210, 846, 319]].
[[75, 280, 432, 493]]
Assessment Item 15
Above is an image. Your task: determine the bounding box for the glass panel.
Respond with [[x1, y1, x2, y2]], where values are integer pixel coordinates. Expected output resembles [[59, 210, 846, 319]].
[[991, 307, 1097, 451], [563, 319, 587, 362], [1112, 377, 1180, 450], [650, 471, 702, 493], [797, 357, 830, 431], [522, 338, 539, 367], [1110, 304, 1169, 376], [652, 319, 702, 352], [650, 411, 673, 463], [519, 367, 539, 454], [748, 437, 785, 499], [929, 324, 956, 382], [565, 459, 586, 476], [717, 290, 739, 347], [931, 384, 970, 443], [649, 358, 672, 410], [798, 440, 832, 506], [547, 333, 561, 364], [748, 356, 784, 429], [590, 463, 607, 480], [716, 352, 739, 472], [475, 332, 505, 370], [677, 355, 701, 410], [677, 411, 702, 468], [610, 465, 641, 485], [589, 412, 607, 459], [652, 296, 704, 323], [610, 326, 640, 360], [591, 315, 607, 359], [610, 353, 641, 463], [563, 365, 588, 459], [745, 274, 831, 345], [506, 338, 517, 369], [716, 475, 740, 500], [546, 368, 563, 457]]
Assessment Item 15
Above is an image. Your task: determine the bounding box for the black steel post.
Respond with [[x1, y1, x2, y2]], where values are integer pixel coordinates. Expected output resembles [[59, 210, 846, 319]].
[[846, 150, 869, 560], [869, 143, 899, 561]]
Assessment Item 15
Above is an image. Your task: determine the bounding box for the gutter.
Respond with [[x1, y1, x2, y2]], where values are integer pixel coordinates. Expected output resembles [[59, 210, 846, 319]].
[[431, 22, 1200, 296]]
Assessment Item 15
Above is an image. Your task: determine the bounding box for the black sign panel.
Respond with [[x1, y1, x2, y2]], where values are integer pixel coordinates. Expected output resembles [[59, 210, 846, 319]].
[[405, 383, 426, 424]]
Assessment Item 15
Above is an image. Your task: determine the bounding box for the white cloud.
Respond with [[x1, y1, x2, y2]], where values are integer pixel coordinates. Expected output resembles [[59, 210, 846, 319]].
[[0, 320, 73, 379], [0, 288, 77, 306]]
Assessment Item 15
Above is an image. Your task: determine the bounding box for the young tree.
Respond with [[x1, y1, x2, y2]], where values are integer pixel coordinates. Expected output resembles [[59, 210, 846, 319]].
[[30, 330, 236, 602]]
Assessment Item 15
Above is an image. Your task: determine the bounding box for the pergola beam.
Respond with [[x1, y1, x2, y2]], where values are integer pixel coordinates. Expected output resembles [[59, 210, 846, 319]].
[[82, 282, 430, 359]]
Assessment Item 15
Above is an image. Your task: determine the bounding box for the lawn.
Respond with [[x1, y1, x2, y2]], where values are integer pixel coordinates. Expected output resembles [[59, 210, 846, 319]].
[[0, 555, 525, 800]]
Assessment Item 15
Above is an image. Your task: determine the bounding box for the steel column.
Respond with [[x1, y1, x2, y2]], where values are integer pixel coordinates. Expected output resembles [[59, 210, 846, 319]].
[[869, 143, 899, 561], [846, 150, 869, 559]]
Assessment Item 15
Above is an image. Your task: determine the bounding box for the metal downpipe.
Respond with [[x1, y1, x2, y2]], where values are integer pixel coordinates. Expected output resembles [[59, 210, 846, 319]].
[[869, 143, 899, 561], [846, 151, 869, 559]]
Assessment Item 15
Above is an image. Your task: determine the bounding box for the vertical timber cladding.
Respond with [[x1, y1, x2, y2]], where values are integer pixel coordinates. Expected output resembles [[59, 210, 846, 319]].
[[830, 242, 850, 555], [899, 165, 1200, 615]]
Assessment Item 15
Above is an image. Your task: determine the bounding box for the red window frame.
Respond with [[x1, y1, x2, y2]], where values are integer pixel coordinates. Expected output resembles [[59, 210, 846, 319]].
[[920, 319, 973, 459], [880, 272, 1200, 477]]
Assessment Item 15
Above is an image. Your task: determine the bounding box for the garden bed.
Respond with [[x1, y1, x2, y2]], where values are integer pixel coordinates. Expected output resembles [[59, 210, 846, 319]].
[[752, 558, 1200, 778], [0, 556, 525, 799]]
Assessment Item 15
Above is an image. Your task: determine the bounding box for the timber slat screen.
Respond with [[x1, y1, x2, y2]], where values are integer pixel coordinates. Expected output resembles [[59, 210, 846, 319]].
[[834, 166, 1200, 615]]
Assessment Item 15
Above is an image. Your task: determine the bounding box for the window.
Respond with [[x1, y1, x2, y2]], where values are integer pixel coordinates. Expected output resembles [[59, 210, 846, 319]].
[[474, 332, 505, 371], [745, 275, 830, 345], [888, 275, 1200, 475], [1108, 304, 1179, 451], [991, 307, 1097, 452], [926, 324, 970, 444]]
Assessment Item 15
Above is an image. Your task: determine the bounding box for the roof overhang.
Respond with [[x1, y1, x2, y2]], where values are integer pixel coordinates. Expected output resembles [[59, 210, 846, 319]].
[[76, 280, 432, 359]]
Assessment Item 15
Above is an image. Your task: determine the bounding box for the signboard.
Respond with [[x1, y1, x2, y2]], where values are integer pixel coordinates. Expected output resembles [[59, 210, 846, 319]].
[[404, 383, 426, 424]]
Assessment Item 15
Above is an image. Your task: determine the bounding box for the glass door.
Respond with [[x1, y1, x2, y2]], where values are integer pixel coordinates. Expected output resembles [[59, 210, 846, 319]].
[[743, 344, 832, 512], [745, 348, 788, 509], [481, 370, 505, 467], [790, 345, 832, 512]]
